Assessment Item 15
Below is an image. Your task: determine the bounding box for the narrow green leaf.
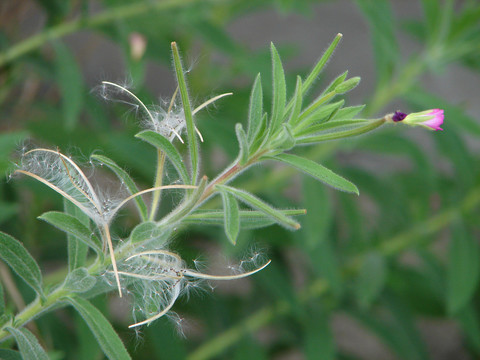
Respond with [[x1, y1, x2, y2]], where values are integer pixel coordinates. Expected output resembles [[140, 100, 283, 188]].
[[130, 221, 165, 244], [64, 198, 89, 271], [297, 118, 385, 144], [332, 104, 365, 120], [247, 73, 263, 144], [302, 33, 343, 94], [65, 297, 131, 360], [63, 268, 96, 293], [185, 209, 306, 229], [270, 153, 358, 194], [355, 252, 387, 309], [294, 100, 345, 134], [38, 212, 102, 255], [235, 123, 249, 165], [171, 42, 198, 184], [135, 130, 190, 185], [215, 185, 300, 230], [90, 154, 148, 220], [287, 76, 303, 127], [322, 70, 348, 95], [447, 223, 480, 314], [334, 76, 360, 94], [297, 91, 336, 124], [270, 43, 287, 133], [295, 119, 370, 138], [5, 327, 49, 360], [53, 41, 84, 131], [0, 232, 44, 298], [0, 349, 22, 360], [250, 113, 269, 154], [220, 191, 240, 245]]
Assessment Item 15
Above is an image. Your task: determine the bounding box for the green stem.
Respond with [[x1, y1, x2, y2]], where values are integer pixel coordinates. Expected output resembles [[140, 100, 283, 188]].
[[0, 286, 69, 341], [0, 0, 207, 68], [188, 184, 480, 360], [149, 150, 166, 221]]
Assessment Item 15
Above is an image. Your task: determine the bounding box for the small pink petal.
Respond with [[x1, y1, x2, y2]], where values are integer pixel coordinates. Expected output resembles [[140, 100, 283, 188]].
[[422, 109, 444, 131]]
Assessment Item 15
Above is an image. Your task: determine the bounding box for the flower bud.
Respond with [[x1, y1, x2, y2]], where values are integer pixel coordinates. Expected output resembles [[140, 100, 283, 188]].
[[388, 109, 444, 131], [335, 77, 361, 94]]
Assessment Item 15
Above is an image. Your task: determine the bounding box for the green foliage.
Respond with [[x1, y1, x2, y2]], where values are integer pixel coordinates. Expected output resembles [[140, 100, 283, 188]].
[[0, 0, 479, 359], [0, 232, 44, 300]]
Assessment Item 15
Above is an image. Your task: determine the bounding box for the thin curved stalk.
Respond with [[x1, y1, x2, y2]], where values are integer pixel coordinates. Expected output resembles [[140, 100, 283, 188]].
[[184, 260, 271, 280], [128, 284, 181, 328]]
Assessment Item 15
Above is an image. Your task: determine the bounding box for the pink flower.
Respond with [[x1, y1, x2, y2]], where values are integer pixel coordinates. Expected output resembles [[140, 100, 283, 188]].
[[391, 109, 444, 131]]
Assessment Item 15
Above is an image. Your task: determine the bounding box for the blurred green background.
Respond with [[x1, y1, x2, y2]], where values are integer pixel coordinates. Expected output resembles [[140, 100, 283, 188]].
[[1, 0, 480, 359]]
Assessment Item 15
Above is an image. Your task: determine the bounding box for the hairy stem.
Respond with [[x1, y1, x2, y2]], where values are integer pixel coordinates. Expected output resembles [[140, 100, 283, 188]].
[[149, 150, 166, 221]]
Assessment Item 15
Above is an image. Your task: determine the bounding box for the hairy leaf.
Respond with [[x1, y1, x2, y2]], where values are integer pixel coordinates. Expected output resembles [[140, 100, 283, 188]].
[[65, 297, 131, 360], [38, 212, 102, 255], [135, 130, 190, 184], [220, 190, 240, 245], [63, 268, 96, 293], [247, 73, 264, 144], [5, 327, 49, 360], [216, 185, 300, 230], [269, 153, 358, 194], [0, 232, 44, 298], [270, 43, 287, 133]]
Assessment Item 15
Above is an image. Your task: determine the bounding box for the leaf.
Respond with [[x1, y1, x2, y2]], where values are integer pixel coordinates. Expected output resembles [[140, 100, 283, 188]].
[[220, 191, 240, 245], [235, 123, 249, 165], [296, 118, 385, 144], [215, 185, 300, 230], [63, 268, 96, 293], [0, 232, 44, 299], [171, 42, 198, 184], [270, 43, 287, 133], [296, 119, 370, 138], [38, 212, 102, 255], [269, 153, 358, 194], [447, 223, 480, 314], [65, 297, 131, 360], [53, 41, 84, 131], [333, 104, 365, 120], [0, 349, 23, 360], [287, 76, 303, 127], [184, 209, 306, 229], [135, 130, 190, 184], [247, 73, 264, 144], [5, 327, 49, 360], [355, 252, 387, 309], [302, 33, 343, 95], [130, 221, 165, 244], [294, 100, 345, 134], [64, 198, 89, 271], [90, 154, 148, 220], [322, 70, 348, 95]]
